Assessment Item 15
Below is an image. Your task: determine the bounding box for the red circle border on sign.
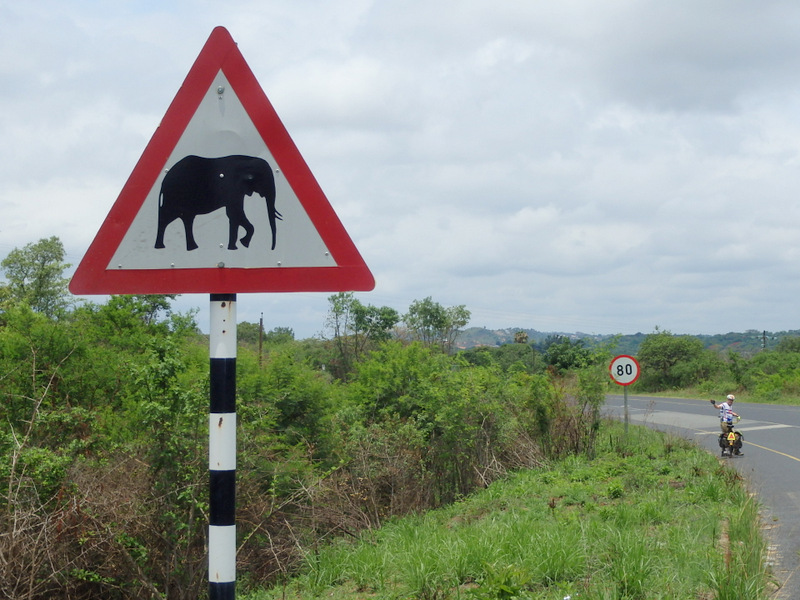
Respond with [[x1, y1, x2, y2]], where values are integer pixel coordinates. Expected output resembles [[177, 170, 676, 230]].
[[609, 354, 641, 386]]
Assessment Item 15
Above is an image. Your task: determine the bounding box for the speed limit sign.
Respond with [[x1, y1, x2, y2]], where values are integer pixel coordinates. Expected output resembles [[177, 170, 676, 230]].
[[609, 355, 640, 386]]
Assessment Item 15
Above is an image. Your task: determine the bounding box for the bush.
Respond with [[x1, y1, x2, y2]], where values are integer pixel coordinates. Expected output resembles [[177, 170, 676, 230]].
[[636, 330, 724, 391]]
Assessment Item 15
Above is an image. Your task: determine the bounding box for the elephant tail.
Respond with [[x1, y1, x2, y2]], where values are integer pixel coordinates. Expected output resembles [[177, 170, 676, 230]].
[[269, 208, 283, 250]]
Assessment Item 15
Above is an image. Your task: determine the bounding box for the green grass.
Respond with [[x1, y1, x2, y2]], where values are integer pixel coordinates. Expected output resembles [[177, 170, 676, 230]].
[[241, 422, 770, 600], [632, 387, 800, 405]]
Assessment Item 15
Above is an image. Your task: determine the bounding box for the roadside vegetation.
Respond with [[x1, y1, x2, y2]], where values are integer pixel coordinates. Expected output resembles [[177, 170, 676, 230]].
[[629, 327, 800, 404], [243, 423, 768, 600], [0, 237, 779, 599]]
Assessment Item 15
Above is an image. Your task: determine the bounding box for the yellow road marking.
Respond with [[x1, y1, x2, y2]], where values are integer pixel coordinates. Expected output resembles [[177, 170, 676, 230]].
[[744, 440, 800, 463]]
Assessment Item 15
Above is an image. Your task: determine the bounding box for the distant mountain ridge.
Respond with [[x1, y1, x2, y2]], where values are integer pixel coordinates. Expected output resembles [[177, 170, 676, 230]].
[[457, 327, 800, 356]]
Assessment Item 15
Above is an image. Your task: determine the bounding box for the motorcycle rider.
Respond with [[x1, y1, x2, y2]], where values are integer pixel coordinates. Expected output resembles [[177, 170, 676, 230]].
[[710, 394, 742, 455], [710, 394, 739, 433]]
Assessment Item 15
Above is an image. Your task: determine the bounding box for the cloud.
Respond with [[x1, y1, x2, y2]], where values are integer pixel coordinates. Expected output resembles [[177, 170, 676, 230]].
[[3, 1, 800, 338]]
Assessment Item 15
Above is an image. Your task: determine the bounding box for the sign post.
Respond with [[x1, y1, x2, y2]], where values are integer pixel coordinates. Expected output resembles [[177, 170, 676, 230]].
[[209, 294, 237, 597], [69, 27, 374, 600], [608, 355, 641, 436]]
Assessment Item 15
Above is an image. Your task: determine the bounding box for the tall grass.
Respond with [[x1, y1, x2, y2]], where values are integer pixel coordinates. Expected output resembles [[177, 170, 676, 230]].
[[708, 494, 769, 600], [242, 421, 770, 600]]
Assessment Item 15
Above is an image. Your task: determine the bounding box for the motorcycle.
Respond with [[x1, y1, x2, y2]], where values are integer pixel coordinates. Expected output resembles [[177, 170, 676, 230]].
[[718, 417, 743, 457]]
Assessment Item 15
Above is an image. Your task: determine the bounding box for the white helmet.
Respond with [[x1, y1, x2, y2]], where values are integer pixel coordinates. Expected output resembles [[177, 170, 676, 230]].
[[726, 394, 735, 401]]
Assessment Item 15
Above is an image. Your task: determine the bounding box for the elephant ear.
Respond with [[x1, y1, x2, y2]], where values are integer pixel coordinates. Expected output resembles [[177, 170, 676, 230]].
[[241, 172, 256, 195]]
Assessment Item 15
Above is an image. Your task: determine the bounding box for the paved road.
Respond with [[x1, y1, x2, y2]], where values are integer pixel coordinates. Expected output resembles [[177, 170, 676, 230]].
[[605, 394, 800, 599]]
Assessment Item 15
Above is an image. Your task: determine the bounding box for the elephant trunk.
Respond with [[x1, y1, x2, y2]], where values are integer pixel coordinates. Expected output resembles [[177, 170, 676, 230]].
[[264, 186, 281, 250]]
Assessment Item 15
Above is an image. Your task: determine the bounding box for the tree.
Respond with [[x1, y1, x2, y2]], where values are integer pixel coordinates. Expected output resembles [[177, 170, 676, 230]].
[[0, 237, 71, 318], [326, 292, 399, 377], [403, 297, 470, 353], [101, 294, 175, 327], [238, 321, 263, 347], [776, 336, 800, 353], [494, 343, 542, 373], [238, 322, 295, 348], [636, 329, 721, 390], [458, 343, 543, 374], [76, 294, 192, 352], [264, 326, 294, 345], [542, 336, 592, 373], [124, 336, 208, 598]]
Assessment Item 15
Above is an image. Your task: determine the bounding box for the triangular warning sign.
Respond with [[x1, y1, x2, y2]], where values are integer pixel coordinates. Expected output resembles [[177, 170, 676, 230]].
[[70, 26, 374, 295]]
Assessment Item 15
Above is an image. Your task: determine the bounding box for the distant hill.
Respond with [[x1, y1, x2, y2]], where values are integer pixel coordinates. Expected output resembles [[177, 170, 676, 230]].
[[457, 327, 800, 356]]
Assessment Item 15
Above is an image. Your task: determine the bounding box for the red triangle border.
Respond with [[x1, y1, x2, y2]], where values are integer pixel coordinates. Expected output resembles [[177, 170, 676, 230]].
[[69, 26, 375, 295]]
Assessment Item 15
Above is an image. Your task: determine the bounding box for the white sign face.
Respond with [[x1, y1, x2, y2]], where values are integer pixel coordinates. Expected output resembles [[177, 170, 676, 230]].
[[108, 72, 335, 271], [609, 355, 640, 386]]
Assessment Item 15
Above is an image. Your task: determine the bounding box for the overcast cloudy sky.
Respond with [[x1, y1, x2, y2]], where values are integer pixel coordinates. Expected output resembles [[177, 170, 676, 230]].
[[3, 1, 800, 338]]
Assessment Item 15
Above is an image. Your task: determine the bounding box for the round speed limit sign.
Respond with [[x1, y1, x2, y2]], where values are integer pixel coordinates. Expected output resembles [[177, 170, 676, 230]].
[[609, 355, 640, 386]]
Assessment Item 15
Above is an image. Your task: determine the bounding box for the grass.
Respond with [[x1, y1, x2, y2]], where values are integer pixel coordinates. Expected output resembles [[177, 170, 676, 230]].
[[631, 387, 800, 406], [241, 421, 770, 600]]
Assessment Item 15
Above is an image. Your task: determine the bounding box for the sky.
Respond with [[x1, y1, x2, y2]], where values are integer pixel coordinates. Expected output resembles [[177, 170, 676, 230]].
[[3, 1, 800, 339]]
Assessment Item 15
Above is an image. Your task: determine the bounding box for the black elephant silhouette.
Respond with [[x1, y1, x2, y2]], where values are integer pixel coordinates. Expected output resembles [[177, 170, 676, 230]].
[[154, 155, 282, 251]]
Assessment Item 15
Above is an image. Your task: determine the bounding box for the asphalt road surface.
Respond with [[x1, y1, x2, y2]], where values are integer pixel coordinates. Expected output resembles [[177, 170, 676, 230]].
[[605, 394, 800, 599]]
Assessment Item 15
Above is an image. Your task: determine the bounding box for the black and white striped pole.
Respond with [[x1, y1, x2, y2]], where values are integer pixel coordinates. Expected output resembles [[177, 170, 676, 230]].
[[209, 293, 237, 599]]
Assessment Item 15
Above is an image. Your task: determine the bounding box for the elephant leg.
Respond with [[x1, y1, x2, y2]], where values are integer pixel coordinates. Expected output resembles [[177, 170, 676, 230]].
[[238, 216, 255, 248], [155, 223, 167, 249], [226, 218, 254, 249], [181, 215, 199, 251], [226, 202, 253, 249], [226, 217, 239, 250], [155, 205, 171, 249]]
